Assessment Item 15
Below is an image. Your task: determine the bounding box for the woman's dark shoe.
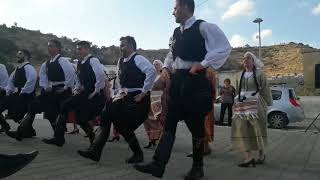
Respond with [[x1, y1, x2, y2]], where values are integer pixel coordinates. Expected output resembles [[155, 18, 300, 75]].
[[68, 129, 79, 134], [143, 140, 156, 149], [186, 152, 193, 157], [238, 159, 256, 167], [108, 136, 120, 142], [256, 155, 266, 165]]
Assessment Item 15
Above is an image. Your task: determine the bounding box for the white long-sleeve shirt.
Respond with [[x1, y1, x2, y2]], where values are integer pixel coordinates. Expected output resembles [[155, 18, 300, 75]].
[[0, 64, 9, 90], [164, 16, 231, 70], [114, 52, 156, 94], [6, 62, 37, 94], [39, 54, 76, 90], [75, 54, 106, 93]]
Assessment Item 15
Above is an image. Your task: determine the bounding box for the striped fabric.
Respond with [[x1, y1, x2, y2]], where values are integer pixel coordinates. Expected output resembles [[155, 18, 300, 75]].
[[233, 91, 259, 119]]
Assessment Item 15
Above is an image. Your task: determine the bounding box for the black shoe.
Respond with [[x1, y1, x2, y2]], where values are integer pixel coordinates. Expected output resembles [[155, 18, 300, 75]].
[[126, 152, 144, 164], [186, 152, 193, 158], [256, 155, 266, 165], [184, 166, 204, 180], [134, 161, 165, 178], [0, 126, 10, 133], [126, 134, 144, 164], [6, 131, 22, 141], [0, 150, 39, 178], [238, 159, 256, 167], [77, 149, 100, 162], [107, 136, 120, 142], [42, 138, 65, 147], [6, 128, 36, 141], [144, 140, 156, 149]]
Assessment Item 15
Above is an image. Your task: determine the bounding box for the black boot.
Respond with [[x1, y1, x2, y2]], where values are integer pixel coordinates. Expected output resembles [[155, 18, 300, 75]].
[[0, 150, 39, 178], [124, 134, 144, 164], [80, 122, 95, 146], [134, 131, 175, 178], [42, 114, 66, 147], [6, 114, 36, 141], [0, 114, 10, 133], [42, 138, 65, 147], [78, 126, 110, 162], [184, 138, 204, 180]]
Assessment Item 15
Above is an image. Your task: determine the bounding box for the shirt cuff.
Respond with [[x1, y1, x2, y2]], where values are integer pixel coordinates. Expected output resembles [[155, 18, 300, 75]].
[[200, 60, 210, 68], [142, 88, 149, 93]]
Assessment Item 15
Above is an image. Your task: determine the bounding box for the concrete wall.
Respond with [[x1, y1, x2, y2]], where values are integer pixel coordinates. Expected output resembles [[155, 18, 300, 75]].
[[216, 70, 242, 90], [300, 96, 320, 119], [303, 52, 320, 88]]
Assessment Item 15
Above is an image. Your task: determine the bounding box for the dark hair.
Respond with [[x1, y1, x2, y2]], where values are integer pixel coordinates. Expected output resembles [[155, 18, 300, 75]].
[[224, 78, 231, 84], [120, 36, 137, 51], [178, 0, 195, 13], [238, 67, 260, 102], [49, 39, 62, 51], [20, 49, 31, 60], [76, 41, 91, 49]]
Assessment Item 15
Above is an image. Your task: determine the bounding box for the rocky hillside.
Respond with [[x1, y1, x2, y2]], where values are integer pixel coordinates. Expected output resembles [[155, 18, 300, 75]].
[[221, 43, 320, 77], [0, 24, 169, 72], [0, 24, 319, 76]]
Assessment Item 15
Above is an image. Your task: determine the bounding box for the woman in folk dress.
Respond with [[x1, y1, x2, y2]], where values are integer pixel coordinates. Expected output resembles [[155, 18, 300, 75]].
[[231, 52, 272, 167], [143, 60, 167, 149]]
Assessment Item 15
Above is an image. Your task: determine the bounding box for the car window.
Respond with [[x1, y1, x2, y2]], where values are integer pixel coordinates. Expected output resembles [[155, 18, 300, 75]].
[[289, 89, 298, 100], [271, 90, 282, 100]]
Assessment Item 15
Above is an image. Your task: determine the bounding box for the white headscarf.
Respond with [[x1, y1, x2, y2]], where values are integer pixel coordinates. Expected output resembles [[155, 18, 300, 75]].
[[153, 59, 164, 68], [244, 52, 264, 70]]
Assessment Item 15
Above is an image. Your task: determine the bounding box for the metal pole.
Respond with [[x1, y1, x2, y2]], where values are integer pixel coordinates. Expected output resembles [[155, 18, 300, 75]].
[[258, 22, 261, 60]]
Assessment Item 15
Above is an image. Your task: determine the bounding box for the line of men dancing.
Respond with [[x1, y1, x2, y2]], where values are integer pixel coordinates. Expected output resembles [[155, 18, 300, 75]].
[[0, 0, 233, 179]]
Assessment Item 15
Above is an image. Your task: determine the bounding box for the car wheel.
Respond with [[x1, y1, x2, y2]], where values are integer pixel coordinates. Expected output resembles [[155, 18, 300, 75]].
[[268, 112, 288, 129]]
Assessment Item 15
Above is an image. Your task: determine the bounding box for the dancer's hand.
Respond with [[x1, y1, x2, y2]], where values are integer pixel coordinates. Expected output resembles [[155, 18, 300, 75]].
[[189, 64, 205, 75], [161, 68, 170, 80], [134, 92, 146, 102]]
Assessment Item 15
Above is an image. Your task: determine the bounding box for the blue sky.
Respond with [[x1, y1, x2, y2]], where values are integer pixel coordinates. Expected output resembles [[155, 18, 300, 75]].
[[0, 0, 319, 49]]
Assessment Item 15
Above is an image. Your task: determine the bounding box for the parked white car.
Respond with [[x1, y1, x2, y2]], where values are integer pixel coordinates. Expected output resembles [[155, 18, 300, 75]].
[[214, 87, 305, 129]]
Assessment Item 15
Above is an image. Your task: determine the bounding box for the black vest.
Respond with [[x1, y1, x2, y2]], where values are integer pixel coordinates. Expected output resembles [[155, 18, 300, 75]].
[[172, 20, 207, 62], [77, 56, 96, 94], [47, 55, 65, 82], [13, 63, 30, 88], [119, 54, 146, 89]]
